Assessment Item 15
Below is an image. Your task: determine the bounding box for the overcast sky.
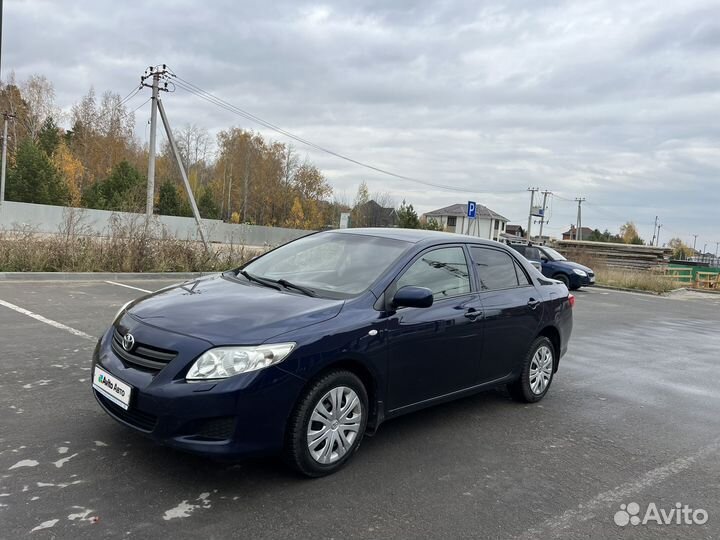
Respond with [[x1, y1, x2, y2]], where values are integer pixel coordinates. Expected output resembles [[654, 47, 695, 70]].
[[4, 0, 719, 248]]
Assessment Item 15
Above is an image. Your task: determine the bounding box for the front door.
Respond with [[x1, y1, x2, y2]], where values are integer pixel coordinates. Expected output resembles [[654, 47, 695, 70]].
[[385, 245, 483, 411]]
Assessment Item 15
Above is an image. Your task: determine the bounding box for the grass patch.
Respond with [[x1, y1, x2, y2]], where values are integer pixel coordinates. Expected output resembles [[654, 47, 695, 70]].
[[0, 210, 261, 273], [594, 267, 682, 294]]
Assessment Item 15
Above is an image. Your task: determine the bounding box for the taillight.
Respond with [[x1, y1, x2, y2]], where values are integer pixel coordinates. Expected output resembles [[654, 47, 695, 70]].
[[568, 294, 575, 308]]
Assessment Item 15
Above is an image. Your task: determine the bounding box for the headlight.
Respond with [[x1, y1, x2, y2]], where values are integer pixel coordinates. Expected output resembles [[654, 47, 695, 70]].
[[572, 269, 587, 277], [113, 301, 132, 323], [186, 343, 296, 381]]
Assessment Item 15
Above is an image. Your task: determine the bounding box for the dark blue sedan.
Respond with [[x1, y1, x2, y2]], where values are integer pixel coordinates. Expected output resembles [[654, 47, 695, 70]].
[[509, 243, 595, 290], [92, 229, 574, 476]]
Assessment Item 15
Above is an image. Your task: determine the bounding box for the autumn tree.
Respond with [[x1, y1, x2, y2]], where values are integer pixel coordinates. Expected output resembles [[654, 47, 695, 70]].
[[6, 139, 69, 205], [22, 74, 56, 141], [52, 141, 84, 206], [351, 181, 371, 227], [668, 238, 693, 260], [620, 222, 644, 245]]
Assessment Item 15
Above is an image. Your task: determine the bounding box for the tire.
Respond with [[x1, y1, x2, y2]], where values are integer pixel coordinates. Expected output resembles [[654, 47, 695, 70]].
[[553, 273, 570, 288], [508, 336, 555, 403], [569, 284, 581, 291], [284, 370, 368, 477]]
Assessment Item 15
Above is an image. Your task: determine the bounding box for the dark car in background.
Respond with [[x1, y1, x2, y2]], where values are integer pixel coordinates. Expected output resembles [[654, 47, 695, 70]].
[[92, 229, 574, 476], [509, 243, 594, 290]]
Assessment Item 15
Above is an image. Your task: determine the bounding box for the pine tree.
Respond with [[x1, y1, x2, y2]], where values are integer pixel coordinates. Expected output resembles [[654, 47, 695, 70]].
[[157, 181, 182, 216], [397, 199, 420, 229], [6, 139, 69, 205]]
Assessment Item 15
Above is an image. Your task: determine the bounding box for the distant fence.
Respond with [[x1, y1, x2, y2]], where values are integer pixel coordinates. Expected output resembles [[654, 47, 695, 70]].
[[0, 201, 311, 247], [554, 239, 673, 270]]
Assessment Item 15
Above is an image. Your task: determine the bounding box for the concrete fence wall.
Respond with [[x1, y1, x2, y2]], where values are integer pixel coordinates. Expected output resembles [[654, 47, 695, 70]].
[[0, 201, 311, 247]]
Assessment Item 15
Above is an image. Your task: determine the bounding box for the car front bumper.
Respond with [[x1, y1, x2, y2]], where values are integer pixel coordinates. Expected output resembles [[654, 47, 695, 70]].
[[92, 325, 306, 459]]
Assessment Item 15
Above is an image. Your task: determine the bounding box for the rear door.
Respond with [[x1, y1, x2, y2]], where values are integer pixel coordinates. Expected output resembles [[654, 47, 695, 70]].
[[468, 246, 544, 382], [385, 245, 484, 411]]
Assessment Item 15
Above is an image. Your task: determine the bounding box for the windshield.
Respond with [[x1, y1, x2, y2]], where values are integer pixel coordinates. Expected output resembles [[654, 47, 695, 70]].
[[240, 232, 410, 298], [542, 247, 567, 261]]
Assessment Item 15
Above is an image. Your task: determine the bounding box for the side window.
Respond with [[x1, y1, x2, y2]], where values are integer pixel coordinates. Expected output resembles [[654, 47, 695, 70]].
[[511, 245, 525, 256], [397, 247, 471, 299], [470, 247, 522, 291], [514, 259, 532, 286], [524, 247, 542, 260]]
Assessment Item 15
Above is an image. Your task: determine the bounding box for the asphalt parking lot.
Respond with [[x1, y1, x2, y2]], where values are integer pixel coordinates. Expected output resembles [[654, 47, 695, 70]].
[[1, 279, 720, 539]]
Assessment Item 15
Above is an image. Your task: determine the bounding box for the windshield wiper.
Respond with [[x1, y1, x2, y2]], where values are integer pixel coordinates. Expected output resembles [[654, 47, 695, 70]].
[[275, 279, 317, 297], [239, 270, 282, 291]]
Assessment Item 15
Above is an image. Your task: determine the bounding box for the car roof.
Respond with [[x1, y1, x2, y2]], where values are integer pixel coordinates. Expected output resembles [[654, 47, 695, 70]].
[[328, 227, 504, 247]]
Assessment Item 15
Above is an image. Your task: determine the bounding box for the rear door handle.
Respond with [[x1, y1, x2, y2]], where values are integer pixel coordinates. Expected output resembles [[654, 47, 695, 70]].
[[464, 308, 482, 321], [527, 298, 541, 309]]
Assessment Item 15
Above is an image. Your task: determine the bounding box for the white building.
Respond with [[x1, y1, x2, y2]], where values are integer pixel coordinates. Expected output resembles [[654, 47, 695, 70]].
[[424, 203, 509, 241]]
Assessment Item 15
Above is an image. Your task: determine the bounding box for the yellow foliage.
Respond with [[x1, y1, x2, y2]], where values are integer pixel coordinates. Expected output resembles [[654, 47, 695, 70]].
[[286, 197, 305, 229], [230, 211, 240, 224], [52, 141, 84, 206]]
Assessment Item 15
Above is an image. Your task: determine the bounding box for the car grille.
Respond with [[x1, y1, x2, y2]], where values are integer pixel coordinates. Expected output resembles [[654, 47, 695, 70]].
[[95, 391, 158, 432], [111, 329, 177, 373]]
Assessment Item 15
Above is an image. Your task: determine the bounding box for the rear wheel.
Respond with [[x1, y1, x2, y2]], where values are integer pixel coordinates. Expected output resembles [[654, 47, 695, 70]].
[[508, 336, 555, 403], [284, 370, 368, 477]]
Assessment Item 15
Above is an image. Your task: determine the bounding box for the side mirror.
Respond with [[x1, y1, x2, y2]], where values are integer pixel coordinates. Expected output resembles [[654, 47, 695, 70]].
[[392, 286, 434, 309], [540, 256, 548, 263]]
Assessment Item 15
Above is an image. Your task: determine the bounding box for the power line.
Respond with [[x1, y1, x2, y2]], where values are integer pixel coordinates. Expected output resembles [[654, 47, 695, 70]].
[[169, 74, 524, 195]]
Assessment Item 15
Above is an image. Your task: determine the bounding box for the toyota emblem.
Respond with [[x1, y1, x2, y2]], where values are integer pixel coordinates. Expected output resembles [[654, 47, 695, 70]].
[[122, 333, 135, 352]]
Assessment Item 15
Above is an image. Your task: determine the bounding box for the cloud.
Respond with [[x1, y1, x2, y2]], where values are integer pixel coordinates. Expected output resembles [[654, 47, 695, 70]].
[[3, 0, 719, 244]]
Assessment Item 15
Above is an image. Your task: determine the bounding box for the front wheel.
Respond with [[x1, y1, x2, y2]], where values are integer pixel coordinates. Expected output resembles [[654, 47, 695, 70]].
[[508, 337, 555, 403], [553, 273, 570, 288], [284, 370, 368, 477]]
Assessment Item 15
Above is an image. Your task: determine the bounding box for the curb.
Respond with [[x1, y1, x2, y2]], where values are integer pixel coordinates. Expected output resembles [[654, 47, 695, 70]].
[[592, 284, 685, 296], [0, 272, 211, 281]]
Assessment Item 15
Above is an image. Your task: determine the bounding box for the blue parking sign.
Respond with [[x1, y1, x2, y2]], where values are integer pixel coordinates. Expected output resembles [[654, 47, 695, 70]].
[[467, 201, 476, 218]]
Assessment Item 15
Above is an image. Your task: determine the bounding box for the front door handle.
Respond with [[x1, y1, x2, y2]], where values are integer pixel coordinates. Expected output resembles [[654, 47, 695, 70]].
[[527, 298, 541, 310], [464, 308, 482, 321]]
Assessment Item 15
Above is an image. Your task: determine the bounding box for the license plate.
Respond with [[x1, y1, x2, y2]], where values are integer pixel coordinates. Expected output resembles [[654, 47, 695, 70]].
[[93, 366, 132, 410]]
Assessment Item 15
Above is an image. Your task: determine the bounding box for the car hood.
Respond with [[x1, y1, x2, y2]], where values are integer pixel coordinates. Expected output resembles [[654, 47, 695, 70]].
[[127, 274, 344, 345], [555, 260, 593, 273]]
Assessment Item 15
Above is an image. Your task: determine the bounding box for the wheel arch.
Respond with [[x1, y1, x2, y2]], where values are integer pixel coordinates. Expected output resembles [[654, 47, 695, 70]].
[[537, 325, 561, 372], [297, 358, 381, 431]]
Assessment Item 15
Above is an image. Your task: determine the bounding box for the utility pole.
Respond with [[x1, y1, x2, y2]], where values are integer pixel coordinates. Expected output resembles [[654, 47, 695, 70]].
[[574, 197, 586, 240], [526, 187, 539, 241], [538, 190, 551, 240], [656, 224, 662, 247], [0, 112, 14, 207], [715, 241, 719, 261], [651, 215, 658, 246], [141, 66, 167, 218], [156, 98, 209, 252], [242, 150, 250, 223], [692, 234, 698, 253], [227, 162, 233, 221]]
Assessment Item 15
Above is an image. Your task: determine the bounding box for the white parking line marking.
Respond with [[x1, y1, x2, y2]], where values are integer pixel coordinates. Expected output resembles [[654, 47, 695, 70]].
[[0, 299, 95, 342], [104, 281, 152, 294], [516, 438, 720, 539]]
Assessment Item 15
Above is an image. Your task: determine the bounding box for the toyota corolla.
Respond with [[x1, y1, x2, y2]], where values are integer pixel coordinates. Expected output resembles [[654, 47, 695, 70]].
[[92, 228, 574, 476]]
